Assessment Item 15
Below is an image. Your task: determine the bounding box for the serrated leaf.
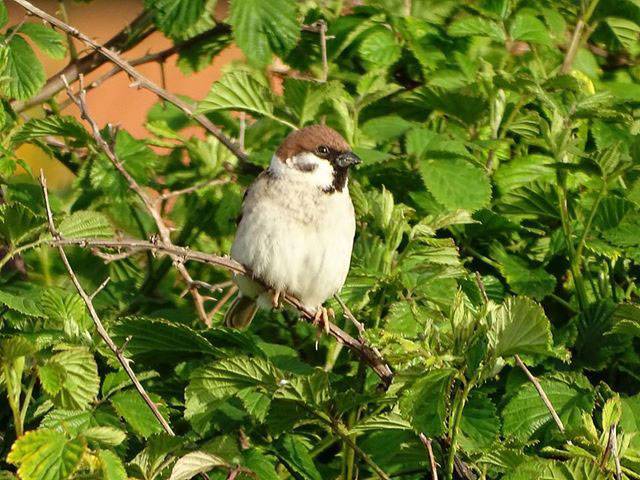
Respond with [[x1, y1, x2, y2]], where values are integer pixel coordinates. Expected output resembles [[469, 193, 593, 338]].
[[491, 246, 555, 300], [509, 13, 552, 46], [185, 356, 282, 433], [198, 71, 275, 119], [146, 0, 213, 39], [14, 116, 90, 144], [98, 450, 127, 480], [489, 297, 553, 357], [502, 378, 594, 441], [55, 211, 113, 239], [447, 16, 505, 41], [283, 78, 331, 126], [112, 317, 223, 362], [0, 287, 45, 317], [110, 390, 169, 438], [84, 427, 126, 447], [0, 35, 45, 100], [0, 203, 41, 245], [48, 348, 100, 410], [606, 17, 640, 51], [169, 451, 228, 480], [8, 429, 86, 480], [38, 360, 66, 396], [359, 28, 401, 67], [18, 23, 67, 59], [229, 0, 299, 66], [419, 158, 491, 212], [460, 393, 500, 451], [274, 436, 322, 480], [399, 368, 455, 436], [0, 2, 7, 29]]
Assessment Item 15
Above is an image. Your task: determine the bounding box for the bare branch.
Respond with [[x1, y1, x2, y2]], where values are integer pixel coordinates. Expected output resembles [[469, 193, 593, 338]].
[[90, 276, 110, 300], [62, 76, 211, 326], [334, 293, 365, 338], [158, 177, 232, 203], [418, 433, 438, 480], [10, 0, 247, 163], [39, 171, 175, 436], [208, 285, 238, 322], [44, 236, 395, 387]]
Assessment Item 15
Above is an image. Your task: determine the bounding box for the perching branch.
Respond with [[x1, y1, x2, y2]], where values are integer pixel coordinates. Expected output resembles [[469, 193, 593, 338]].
[[62, 76, 211, 326], [39, 236, 395, 388], [9, 0, 248, 163], [39, 172, 175, 436]]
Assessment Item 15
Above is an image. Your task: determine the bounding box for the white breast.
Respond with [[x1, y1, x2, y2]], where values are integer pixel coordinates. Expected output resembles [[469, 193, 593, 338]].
[[231, 167, 356, 310]]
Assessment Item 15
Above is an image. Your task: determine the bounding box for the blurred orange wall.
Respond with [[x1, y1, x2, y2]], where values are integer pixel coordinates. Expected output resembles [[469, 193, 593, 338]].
[[8, 0, 241, 187]]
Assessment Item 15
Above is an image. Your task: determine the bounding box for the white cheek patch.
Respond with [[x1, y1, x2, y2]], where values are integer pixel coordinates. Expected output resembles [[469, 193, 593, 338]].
[[269, 152, 334, 189]]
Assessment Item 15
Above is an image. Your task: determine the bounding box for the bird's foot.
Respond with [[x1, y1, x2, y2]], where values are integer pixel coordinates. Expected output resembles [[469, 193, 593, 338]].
[[270, 289, 283, 309], [312, 306, 335, 336]]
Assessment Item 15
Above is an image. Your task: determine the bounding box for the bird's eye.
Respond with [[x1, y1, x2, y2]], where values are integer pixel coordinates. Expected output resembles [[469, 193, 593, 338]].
[[316, 145, 330, 156]]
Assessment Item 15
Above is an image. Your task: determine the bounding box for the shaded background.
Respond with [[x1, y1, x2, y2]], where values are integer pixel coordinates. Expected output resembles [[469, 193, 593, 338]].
[[8, 0, 241, 187]]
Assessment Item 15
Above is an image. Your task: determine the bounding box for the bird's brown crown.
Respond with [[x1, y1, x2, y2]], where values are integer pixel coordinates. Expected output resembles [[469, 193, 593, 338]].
[[276, 125, 350, 160]]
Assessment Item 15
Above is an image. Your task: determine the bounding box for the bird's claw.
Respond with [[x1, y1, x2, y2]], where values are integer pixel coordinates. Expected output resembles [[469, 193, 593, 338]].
[[270, 289, 282, 309], [312, 306, 334, 336]]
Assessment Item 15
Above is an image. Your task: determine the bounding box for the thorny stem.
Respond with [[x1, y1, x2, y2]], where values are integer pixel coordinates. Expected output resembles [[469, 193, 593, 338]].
[[446, 382, 471, 480], [39, 171, 176, 436], [561, 0, 601, 74], [419, 433, 438, 480]]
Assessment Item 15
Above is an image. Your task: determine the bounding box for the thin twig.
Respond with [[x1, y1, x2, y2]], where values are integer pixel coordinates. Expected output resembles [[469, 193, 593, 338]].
[[10, 0, 247, 163], [39, 171, 175, 435], [90, 277, 110, 300], [318, 20, 329, 82], [208, 284, 238, 322], [158, 177, 232, 202], [514, 355, 565, 433], [41, 236, 394, 387], [418, 433, 438, 480], [62, 76, 211, 326], [12, 10, 155, 112], [238, 112, 246, 151], [334, 294, 365, 337]]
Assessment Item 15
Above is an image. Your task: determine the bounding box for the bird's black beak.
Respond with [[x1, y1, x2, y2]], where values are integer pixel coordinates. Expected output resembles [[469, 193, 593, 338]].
[[335, 151, 361, 168]]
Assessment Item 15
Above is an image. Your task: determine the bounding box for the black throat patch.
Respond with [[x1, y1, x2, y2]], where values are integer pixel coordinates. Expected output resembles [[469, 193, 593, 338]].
[[323, 165, 349, 194]]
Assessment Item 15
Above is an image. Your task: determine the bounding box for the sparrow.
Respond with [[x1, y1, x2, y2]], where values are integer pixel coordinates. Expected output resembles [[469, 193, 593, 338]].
[[225, 124, 361, 330]]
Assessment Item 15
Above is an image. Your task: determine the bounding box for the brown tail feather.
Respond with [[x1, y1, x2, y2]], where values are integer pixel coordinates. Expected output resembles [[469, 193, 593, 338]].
[[224, 295, 258, 329]]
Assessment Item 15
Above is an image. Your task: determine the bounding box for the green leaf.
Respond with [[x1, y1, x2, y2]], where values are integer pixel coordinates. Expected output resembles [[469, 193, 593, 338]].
[[185, 356, 282, 433], [509, 13, 552, 46], [38, 361, 66, 396], [488, 297, 553, 357], [198, 71, 278, 121], [14, 116, 90, 144], [0, 203, 41, 246], [18, 23, 67, 59], [8, 429, 86, 480], [460, 393, 500, 451], [0, 286, 45, 317], [0, 2, 8, 29], [447, 17, 505, 42], [48, 347, 100, 410], [229, 0, 300, 66], [502, 378, 594, 441], [274, 435, 322, 480], [56, 211, 114, 239], [84, 427, 126, 447], [110, 390, 169, 438], [98, 450, 127, 480], [0, 35, 45, 100], [169, 451, 229, 480], [359, 28, 402, 67], [491, 246, 555, 300], [283, 79, 331, 126], [112, 317, 223, 362], [399, 369, 455, 437], [146, 0, 213, 39], [606, 17, 640, 51], [419, 158, 491, 212]]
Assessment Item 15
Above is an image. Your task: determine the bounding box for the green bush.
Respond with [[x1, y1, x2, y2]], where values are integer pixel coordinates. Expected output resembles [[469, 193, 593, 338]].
[[1, 0, 640, 479]]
